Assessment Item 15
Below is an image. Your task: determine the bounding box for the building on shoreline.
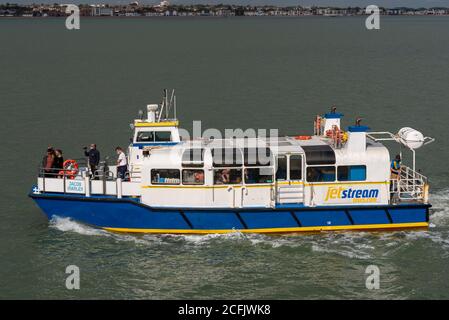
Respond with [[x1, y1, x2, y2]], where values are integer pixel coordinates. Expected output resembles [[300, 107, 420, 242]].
[[1, 3, 448, 18]]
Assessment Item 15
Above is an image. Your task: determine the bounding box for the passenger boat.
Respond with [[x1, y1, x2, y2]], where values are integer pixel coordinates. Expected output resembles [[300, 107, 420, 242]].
[[29, 90, 435, 234]]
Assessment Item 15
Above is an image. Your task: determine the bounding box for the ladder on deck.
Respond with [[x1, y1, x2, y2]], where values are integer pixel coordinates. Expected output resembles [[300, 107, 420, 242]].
[[276, 184, 304, 204]]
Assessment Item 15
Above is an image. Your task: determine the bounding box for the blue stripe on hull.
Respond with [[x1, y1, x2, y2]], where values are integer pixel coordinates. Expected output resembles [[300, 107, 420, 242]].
[[388, 207, 427, 223], [30, 192, 430, 232], [33, 197, 191, 229], [349, 209, 391, 225], [239, 211, 298, 229], [184, 211, 244, 230], [294, 210, 351, 227]]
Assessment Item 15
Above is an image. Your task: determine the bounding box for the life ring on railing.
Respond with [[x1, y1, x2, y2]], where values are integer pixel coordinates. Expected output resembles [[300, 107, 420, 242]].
[[59, 159, 79, 180], [294, 135, 312, 140]]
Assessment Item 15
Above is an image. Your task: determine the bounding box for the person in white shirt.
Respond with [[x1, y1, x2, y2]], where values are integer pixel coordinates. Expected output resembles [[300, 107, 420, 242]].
[[115, 147, 128, 180]]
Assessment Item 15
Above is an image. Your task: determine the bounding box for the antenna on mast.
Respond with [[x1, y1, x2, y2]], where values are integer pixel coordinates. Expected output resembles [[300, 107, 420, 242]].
[[157, 88, 176, 122]]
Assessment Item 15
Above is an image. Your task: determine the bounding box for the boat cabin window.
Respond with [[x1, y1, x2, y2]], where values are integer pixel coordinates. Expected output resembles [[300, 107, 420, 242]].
[[213, 169, 242, 185], [306, 166, 336, 182], [136, 131, 172, 142], [182, 169, 205, 185], [245, 168, 274, 184], [151, 169, 180, 185], [290, 155, 302, 180], [276, 156, 287, 180], [155, 131, 172, 142], [243, 148, 272, 166], [182, 148, 205, 167], [136, 131, 154, 142], [338, 165, 366, 181], [303, 145, 336, 165], [211, 148, 243, 167]]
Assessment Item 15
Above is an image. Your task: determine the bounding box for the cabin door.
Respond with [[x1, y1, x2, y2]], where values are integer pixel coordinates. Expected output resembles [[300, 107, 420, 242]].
[[275, 154, 304, 204]]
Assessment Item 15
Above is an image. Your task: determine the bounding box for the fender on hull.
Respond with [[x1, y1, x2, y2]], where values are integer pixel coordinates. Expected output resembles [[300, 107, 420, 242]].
[[29, 192, 430, 234]]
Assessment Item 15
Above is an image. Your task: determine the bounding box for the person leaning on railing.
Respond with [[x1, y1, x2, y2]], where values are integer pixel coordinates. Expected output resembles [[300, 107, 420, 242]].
[[42, 147, 55, 178]]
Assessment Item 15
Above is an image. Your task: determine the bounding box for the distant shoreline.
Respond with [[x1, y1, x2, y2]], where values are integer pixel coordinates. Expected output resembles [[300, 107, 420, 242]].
[[2, 15, 449, 19], [2, 4, 449, 19]]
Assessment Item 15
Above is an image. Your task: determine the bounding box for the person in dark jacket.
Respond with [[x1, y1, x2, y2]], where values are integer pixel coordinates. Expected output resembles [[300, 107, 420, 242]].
[[84, 144, 100, 178], [53, 149, 64, 177], [42, 147, 55, 177]]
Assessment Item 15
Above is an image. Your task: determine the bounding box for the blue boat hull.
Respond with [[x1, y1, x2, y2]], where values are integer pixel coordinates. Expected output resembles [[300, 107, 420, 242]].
[[29, 192, 430, 234]]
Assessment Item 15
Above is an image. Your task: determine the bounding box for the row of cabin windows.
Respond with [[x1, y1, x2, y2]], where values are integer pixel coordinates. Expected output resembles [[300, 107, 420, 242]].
[[150, 165, 366, 185], [136, 131, 172, 142], [181, 148, 273, 168], [151, 168, 274, 185]]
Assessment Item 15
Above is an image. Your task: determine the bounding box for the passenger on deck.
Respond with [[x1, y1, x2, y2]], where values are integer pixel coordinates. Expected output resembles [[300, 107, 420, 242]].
[[391, 154, 401, 179], [390, 154, 401, 199], [42, 147, 55, 177], [115, 147, 128, 180], [53, 149, 64, 177], [84, 144, 100, 179]]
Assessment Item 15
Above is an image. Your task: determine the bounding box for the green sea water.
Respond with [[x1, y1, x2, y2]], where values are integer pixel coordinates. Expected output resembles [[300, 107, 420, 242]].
[[1, 16, 449, 299]]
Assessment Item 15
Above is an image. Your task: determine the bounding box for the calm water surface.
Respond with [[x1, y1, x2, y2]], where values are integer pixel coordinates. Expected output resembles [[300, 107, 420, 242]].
[[0, 16, 449, 299]]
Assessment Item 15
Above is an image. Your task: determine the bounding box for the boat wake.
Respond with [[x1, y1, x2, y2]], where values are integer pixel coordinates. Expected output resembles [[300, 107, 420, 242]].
[[429, 188, 449, 227], [47, 189, 449, 260]]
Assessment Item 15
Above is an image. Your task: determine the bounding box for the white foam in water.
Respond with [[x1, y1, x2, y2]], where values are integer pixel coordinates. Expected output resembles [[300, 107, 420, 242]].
[[49, 216, 168, 246], [47, 191, 449, 258], [429, 188, 449, 227], [50, 216, 108, 236]]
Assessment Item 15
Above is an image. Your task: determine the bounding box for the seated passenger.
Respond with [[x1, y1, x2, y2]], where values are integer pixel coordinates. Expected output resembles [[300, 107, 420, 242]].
[[194, 171, 204, 184], [232, 175, 242, 184], [217, 169, 230, 184]]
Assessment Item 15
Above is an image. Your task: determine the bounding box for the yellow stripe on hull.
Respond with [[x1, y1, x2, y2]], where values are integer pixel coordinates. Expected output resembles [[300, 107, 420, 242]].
[[104, 222, 428, 235]]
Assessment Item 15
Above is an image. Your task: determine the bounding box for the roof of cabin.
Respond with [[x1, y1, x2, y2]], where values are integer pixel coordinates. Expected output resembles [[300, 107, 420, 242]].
[[143, 135, 386, 158]]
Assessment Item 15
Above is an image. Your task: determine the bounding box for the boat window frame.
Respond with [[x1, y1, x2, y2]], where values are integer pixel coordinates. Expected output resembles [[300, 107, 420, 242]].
[[306, 165, 337, 183], [289, 154, 303, 180], [244, 167, 274, 184], [337, 165, 367, 182], [154, 131, 172, 142], [181, 148, 205, 168], [243, 147, 273, 167], [136, 131, 155, 143], [151, 168, 181, 185], [303, 145, 336, 166], [213, 168, 243, 185], [136, 130, 172, 143], [182, 168, 205, 185], [211, 148, 243, 168], [275, 153, 304, 182]]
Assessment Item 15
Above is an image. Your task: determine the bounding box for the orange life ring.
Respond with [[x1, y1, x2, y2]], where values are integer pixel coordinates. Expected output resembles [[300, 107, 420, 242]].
[[294, 135, 312, 140], [59, 159, 79, 179]]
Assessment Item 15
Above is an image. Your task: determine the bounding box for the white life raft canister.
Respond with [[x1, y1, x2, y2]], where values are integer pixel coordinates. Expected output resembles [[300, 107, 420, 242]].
[[398, 127, 424, 149]]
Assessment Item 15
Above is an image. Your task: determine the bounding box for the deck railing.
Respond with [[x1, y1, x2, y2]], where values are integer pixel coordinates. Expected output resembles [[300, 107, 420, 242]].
[[390, 165, 429, 203], [37, 158, 141, 197]]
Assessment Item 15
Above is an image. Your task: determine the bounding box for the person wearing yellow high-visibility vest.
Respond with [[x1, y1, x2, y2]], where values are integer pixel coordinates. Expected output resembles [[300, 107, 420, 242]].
[[390, 154, 401, 200], [391, 154, 401, 178]]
